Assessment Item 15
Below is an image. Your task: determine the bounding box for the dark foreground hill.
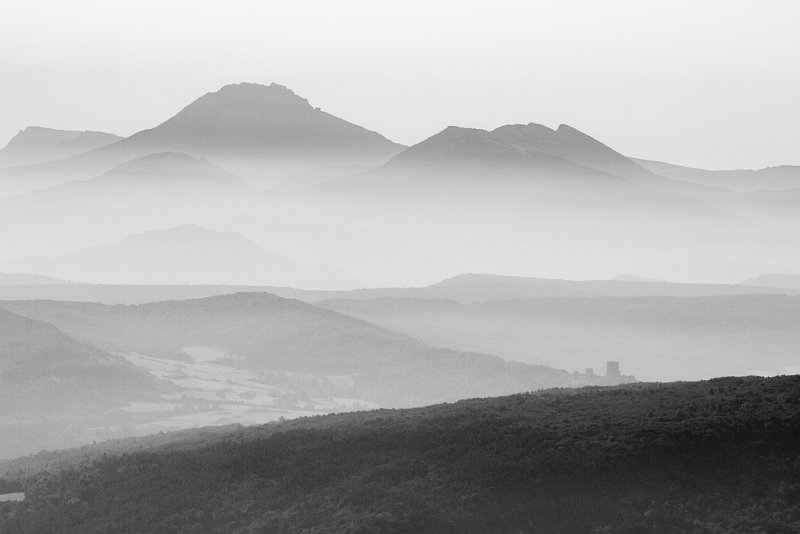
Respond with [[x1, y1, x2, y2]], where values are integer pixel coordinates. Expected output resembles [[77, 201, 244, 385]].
[[1, 375, 799, 533]]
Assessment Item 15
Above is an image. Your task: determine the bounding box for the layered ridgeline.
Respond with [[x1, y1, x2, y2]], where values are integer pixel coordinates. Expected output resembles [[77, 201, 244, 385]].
[[740, 273, 800, 289], [312, 122, 711, 205], [0, 83, 404, 192], [0, 272, 69, 286], [0, 153, 267, 262], [1, 292, 627, 408], [0, 225, 358, 289], [0, 127, 121, 168], [0, 308, 164, 458], [635, 157, 800, 193], [108, 82, 404, 187], [1, 376, 798, 533], [319, 292, 800, 381], [14, 152, 256, 215], [2, 272, 800, 305], [49, 152, 252, 196]]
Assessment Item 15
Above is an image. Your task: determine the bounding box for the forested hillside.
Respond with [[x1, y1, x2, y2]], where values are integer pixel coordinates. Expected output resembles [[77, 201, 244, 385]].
[[2, 375, 798, 533]]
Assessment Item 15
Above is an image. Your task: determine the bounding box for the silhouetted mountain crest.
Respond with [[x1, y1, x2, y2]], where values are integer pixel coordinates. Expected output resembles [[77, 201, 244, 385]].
[[0, 83, 405, 189], [385, 125, 602, 173], [114, 82, 404, 159], [0, 126, 122, 167]]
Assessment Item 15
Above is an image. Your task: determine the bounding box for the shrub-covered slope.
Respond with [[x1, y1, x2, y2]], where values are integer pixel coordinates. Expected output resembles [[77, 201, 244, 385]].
[[2, 375, 799, 533]]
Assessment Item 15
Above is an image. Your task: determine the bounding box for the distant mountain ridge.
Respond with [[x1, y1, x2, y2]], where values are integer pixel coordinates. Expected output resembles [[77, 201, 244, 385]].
[[48, 152, 251, 195], [313, 122, 709, 207], [739, 273, 800, 288], [0, 272, 70, 286], [634, 158, 800, 192], [0, 225, 357, 288], [370, 123, 637, 179], [0, 83, 405, 190], [2, 272, 800, 305], [114, 83, 403, 159], [0, 126, 121, 168]]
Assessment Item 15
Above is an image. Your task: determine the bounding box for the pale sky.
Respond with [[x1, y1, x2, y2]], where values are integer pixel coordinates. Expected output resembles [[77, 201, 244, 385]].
[[1, 0, 798, 169]]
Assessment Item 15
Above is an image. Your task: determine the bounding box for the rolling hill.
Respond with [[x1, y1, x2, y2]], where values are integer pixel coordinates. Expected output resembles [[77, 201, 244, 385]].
[[1, 292, 630, 408], [2, 375, 798, 533], [64, 151, 248, 191], [0, 308, 163, 457], [24, 152, 253, 206]]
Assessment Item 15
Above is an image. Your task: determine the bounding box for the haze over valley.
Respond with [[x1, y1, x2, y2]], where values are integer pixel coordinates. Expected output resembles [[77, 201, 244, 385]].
[[2, 79, 800, 460], [3, 2, 800, 531]]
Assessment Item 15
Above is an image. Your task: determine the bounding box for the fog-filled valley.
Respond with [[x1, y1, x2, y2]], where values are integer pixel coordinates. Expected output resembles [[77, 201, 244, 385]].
[[2, 72, 800, 532], [2, 81, 800, 457]]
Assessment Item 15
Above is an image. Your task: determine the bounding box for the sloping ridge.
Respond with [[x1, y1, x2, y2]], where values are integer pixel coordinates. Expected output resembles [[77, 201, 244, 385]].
[[0, 83, 406, 187], [0, 126, 122, 167], [98, 83, 404, 163], [317, 122, 700, 203], [1, 292, 623, 407], [0, 307, 153, 402], [72, 152, 249, 190], [634, 157, 800, 192]]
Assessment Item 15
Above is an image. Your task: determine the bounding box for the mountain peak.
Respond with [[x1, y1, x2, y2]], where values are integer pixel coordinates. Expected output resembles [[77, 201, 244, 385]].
[[96, 82, 404, 186], [197, 82, 312, 110]]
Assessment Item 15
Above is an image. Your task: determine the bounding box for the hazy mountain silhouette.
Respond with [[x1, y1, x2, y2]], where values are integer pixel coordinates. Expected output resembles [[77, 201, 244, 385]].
[[46, 152, 251, 197], [739, 273, 800, 288], [116, 83, 402, 158], [0, 126, 121, 168], [346, 124, 627, 179], [612, 274, 668, 283], [314, 123, 704, 206], [489, 123, 653, 179], [0, 272, 70, 286], [0, 83, 405, 190], [421, 273, 798, 300], [0, 225, 358, 288], [2, 272, 800, 305], [634, 158, 800, 193]]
